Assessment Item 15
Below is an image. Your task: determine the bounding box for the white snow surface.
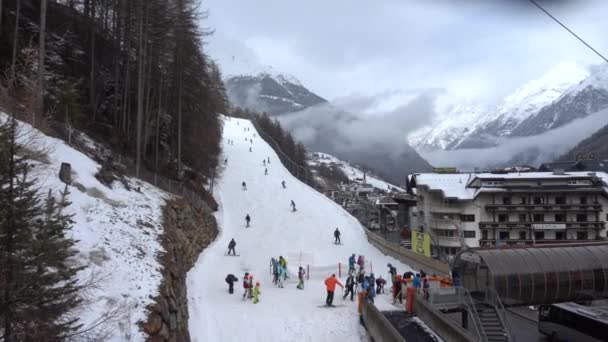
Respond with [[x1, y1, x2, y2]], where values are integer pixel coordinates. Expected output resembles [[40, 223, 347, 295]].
[[187, 117, 417, 342], [309, 152, 405, 192], [5, 115, 169, 341]]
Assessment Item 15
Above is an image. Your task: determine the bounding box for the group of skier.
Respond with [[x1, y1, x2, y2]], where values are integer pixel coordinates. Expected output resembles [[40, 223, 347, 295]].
[[387, 263, 431, 304], [225, 272, 260, 304], [270, 256, 290, 288]]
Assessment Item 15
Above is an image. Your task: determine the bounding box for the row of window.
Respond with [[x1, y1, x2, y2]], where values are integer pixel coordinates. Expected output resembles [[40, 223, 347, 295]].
[[481, 231, 589, 241], [496, 213, 595, 223], [500, 196, 593, 205], [435, 229, 476, 238]]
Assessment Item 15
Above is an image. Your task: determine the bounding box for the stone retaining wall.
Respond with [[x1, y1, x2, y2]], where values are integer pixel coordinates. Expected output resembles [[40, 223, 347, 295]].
[[140, 198, 218, 341]]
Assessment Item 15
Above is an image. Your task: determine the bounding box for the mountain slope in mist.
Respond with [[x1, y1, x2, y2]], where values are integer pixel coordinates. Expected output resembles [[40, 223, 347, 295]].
[[409, 62, 590, 150], [278, 103, 433, 185], [226, 73, 327, 115]]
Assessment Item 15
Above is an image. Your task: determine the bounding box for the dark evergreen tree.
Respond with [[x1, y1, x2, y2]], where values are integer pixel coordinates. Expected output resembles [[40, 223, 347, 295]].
[[0, 118, 85, 341]]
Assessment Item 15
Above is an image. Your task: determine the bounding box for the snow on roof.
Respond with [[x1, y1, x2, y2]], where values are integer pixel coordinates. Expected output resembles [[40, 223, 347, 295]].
[[414, 171, 608, 200], [414, 173, 476, 200]]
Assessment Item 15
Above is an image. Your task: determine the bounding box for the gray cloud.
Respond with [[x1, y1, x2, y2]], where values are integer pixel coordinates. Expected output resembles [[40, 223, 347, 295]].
[[419, 108, 608, 170], [276, 90, 439, 183], [204, 0, 608, 106]]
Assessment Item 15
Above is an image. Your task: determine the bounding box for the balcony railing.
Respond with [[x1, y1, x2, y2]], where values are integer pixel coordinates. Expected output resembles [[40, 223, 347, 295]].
[[485, 204, 602, 212], [479, 221, 605, 230]]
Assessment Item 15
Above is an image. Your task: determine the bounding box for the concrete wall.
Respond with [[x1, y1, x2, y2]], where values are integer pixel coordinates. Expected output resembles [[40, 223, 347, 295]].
[[360, 300, 406, 342], [413, 295, 475, 342], [363, 227, 450, 276]]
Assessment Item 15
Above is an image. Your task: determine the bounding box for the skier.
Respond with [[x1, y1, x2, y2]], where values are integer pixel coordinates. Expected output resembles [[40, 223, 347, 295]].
[[324, 274, 344, 306], [387, 263, 397, 282], [271, 258, 279, 286], [279, 256, 288, 279], [242, 181, 247, 191], [297, 266, 306, 289], [250, 139, 253, 143], [242, 272, 250, 299], [392, 274, 403, 304], [376, 276, 386, 294], [281, 180, 286, 189], [413, 273, 421, 293], [227, 238, 237, 255], [253, 282, 261, 304], [357, 254, 365, 271], [343, 274, 355, 301], [264, 168, 268, 175], [290, 200, 297, 212], [249, 147, 252, 152], [348, 254, 356, 275], [368, 273, 376, 300], [247, 275, 254, 299], [263, 160, 266, 166], [225, 274, 238, 294], [245, 214, 251, 228], [334, 228, 341, 245], [224, 158, 228, 165], [267, 157, 270, 164], [277, 266, 285, 288]]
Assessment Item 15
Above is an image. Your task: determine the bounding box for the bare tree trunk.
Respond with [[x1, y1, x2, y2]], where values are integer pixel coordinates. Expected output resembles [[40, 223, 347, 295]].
[[135, 1, 144, 177], [37, 0, 48, 128], [90, 0, 97, 121], [0, 0, 3, 36], [155, 75, 162, 173], [112, 0, 123, 126], [3, 116, 17, 342], [10, 0, 21, 84], [177, 72, 183, 177]]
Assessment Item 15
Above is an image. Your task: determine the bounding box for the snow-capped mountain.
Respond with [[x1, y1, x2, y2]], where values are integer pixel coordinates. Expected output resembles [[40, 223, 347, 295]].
[[226, 72, 327, 115], [408, 102, 488, 150], [511, 63, 608, 137], [308, 152, 405, 192], [409, 62, 590, 150]]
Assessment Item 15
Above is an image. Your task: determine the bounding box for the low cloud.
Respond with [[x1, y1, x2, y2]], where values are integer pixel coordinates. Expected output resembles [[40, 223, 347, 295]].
[[419, 108, 608, 170], [277, 90, 441, 184]]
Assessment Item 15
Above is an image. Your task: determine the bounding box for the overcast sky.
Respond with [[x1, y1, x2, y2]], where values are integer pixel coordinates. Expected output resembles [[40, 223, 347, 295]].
[[202, 0, 608, 108]]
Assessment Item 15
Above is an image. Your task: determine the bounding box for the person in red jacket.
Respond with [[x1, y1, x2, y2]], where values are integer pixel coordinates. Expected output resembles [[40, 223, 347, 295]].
[[324, 274, 344, 306]]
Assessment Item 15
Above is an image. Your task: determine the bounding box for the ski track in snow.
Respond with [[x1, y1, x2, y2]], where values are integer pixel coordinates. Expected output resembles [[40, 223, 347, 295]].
[[187, 117, 415, 342]]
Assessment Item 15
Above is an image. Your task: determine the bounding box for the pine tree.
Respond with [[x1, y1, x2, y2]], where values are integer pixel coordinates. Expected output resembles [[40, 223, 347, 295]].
[[0, 118, 85, 340]]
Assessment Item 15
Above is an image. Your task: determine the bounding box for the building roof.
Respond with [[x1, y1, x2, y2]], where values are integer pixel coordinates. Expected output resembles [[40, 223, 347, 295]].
[[412, 171, 608, 201]]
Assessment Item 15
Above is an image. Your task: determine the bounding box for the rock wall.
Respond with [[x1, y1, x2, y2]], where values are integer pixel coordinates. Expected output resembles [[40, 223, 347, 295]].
[[141, 198, 218, 341]]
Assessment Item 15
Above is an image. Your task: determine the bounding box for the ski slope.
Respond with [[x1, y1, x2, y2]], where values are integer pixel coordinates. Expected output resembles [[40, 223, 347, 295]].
[[187, 117, 415, 341]]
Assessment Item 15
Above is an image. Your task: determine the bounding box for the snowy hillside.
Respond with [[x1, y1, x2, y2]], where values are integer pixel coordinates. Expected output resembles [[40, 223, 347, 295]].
[[187, 117, 418, 341], [226, 72, 327, 116], [309, 152, 405, 192], [409, 62, 589, 149], [9, 115, 168, 341]]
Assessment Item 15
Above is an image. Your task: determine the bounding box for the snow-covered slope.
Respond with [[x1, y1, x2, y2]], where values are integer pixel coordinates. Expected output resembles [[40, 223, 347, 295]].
[[226, 73, 327, 116], [309, 152, 405, 192], [9, 115, 168, 341], [187, 117, 417, 341], [409, 62, 590, 149]]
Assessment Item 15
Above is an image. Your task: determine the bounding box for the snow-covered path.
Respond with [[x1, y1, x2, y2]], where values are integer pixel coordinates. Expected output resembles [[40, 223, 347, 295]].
[[187, 117, 413, 341]]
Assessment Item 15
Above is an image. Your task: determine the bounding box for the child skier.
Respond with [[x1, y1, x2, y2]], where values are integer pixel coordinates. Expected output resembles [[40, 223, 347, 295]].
[[253, 282, 261, 304], [227, 238, 237, 255], [376, 276, 386, 294], [348, 254, 356, 275], [242, 273, 250, 299], [242, 181, 247, 191], [225, 274, 238, 294], [248, 275, 254, 299], [343, 274, 355, 301], [279, 256, 288, 279], [264, 168, 268, 175], [290, 200, 297, 212], [357, 254, 365, 271], [297, 266, 306, 289], [245, 214, 251, 228]]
